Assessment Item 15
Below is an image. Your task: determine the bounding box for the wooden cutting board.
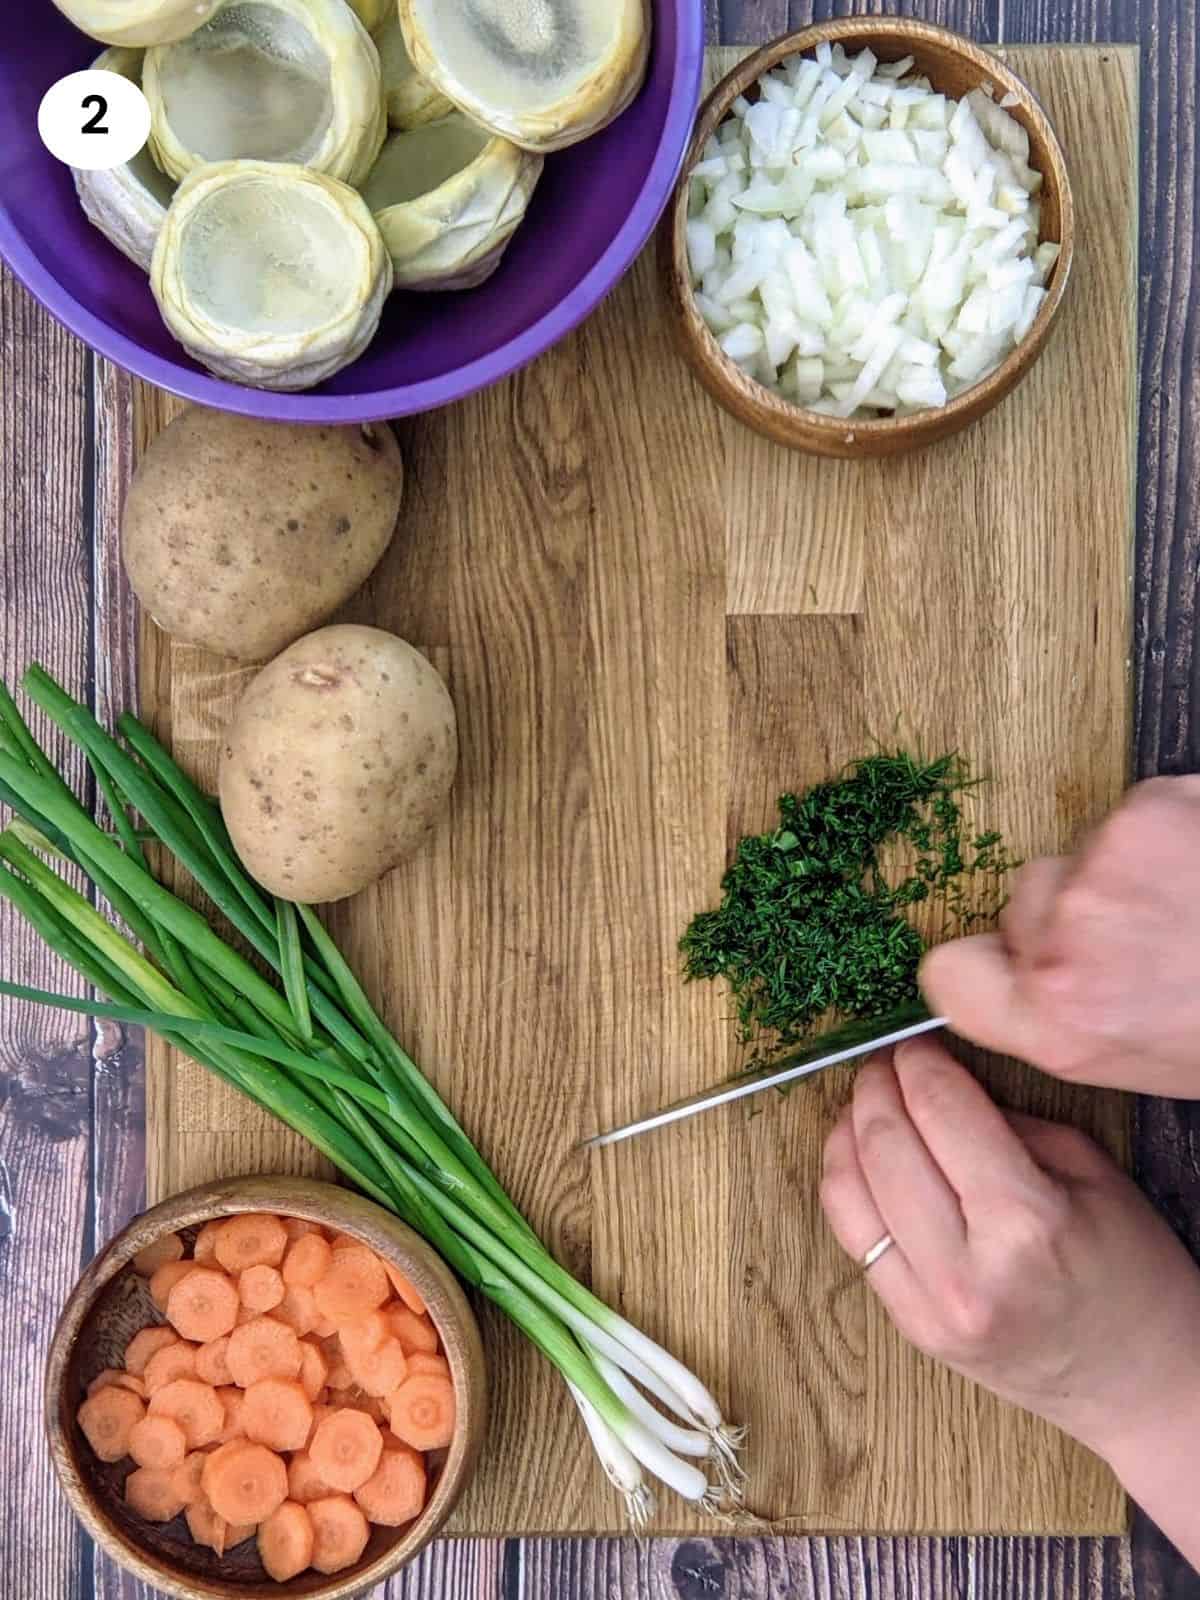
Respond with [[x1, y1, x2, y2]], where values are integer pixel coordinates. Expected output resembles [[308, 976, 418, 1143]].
[[133, 44, 1137, 1536]]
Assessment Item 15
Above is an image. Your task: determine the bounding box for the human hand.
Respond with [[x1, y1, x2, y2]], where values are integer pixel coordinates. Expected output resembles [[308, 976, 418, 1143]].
[[920, 776, 1200, 1097], [819, 1036, 1200, 1461]]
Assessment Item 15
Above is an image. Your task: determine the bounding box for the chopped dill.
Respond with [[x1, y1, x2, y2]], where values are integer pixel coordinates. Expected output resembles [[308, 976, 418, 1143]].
[[680, 752, 1014, 1056]]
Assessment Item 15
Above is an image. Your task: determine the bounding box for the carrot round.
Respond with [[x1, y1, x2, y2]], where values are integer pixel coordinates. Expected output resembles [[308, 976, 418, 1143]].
[[124, 1325, 178, 1377], [195, 1335, 233, 1388], [132, 1233, 184, 1278], [298, 1340, 329, 1403], [345, 1336, 407, 1398], [382, 1260, 427, 1317], [214, 1213, 288, 1274], [242, 1378, 313, 1453], [308, 1494, 370, 1575], [216, 1385, 246, 1443], [354, 1438, 427, 1526], [227, 1315, 303, 1387], [385, 1306, 439, 1356], [171, 1450, 208, 1505], [337, 1310, 387, 1361], [148, 1378, 225, 1449], [143, 1341, 197, 1394], [287, 1449, 333, 1505], [239, 1264, 285, 1313], [166, 1267, 240, 1343], [313, 1246, 389, 1324], [325, 1353, 354, 1392], [388, 1374, 455, 1452], [405, 1352, 451, 1381], [282, 1233, 332, 1289], [258, 1500, 315, 1582], [202, 1440, 288, 1525], [185, 1497, 229, 1556], [149, 1259, 195, 1313], [87, 1368, 147, 1400], [128, 1414, 187, 1470], [309, 1408, 384, 1492], [192, 1220, 224, 1265], [273, 1284, 318, 1336], [77, 1385, 145, 1462], [126, 1465, 187, 1523]]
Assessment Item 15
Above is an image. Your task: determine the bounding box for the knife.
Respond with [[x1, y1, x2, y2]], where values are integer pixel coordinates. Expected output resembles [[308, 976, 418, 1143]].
[[581, 1006, 948, 1149]]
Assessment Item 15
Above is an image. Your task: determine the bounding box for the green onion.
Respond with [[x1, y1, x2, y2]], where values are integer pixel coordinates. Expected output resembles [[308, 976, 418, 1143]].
[[0, 665, 742, 1521]]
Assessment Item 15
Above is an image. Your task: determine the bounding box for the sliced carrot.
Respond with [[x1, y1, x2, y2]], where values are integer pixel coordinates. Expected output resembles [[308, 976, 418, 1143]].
[[149, 1259, 195, 1313], [298, 1340, 329, 1403], [405, 1352, 450, 1381], [216, 1385, 246, 1443], [202, 1440, 288, 1525], [382, 1259, 427, 1317], [185, 1497, 229, 1555], [309, 1408, 384, 1493], [273, 1284, 318, 1337], [337, 1310, 387, 1361], [148, 1379, 225, 1449], [388, 1374, 455, 1452], [242, 1378, 313, 1453], [125, 1325, 178, 1377], [305, 1402, 334, 1445], [143, 1341, 197, 1394], [214, 1214, 288, 1274], [325, 1353, 354, 1391], [128, 1414, 187, 1471], [313, 1246, 389, 1324], [328, 1232, 361, 1252], [307, 1494, 370, 1576], [166, 1267, 240, 1343], [345, 1336, 408, 1399], [282, 1233, 332, 1289], [385, 1306, 439, 1356], [132, 1233, 184, 1278], [282, 1216, 324, 1242], [287, 1449, 333, 1505], [87, 1368, 147, 1400], [239, 1264, 285, 1313], [77, 1386, 145, 1462], [171, 1451, 209, 1505], [236, 1303, 260, 1326], [126, 1465, 187, 1523], [192, 1220, 224, 1265], [258, 1500, 315, 1582], [354, 1438, 426, 1526], [226, 1315, 303, 1387], [195, 1335, 233, 1388]]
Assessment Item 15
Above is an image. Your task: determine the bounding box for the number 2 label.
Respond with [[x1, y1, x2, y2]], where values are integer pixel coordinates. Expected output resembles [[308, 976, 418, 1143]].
[[38, 70, 149, 171]]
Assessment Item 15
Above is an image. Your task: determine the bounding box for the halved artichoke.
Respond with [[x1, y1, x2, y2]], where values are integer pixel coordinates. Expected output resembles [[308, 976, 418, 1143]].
[[51, 0, 221, 46], [73, 48, 177, 272], [143, 0, 386, 187], [376, 7, 454, 129], [151, 160, 389, 390], [397, 0, 649, 153], [361, 112, 542, 291]]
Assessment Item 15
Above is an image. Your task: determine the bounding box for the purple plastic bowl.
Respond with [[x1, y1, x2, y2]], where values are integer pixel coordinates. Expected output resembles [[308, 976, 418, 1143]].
[[1, 3, 704, 422]]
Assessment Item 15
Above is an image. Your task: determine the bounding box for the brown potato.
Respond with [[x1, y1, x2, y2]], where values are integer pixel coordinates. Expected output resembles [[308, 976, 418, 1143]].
[[219, 624, 457, 903], [122, 407, 403, 662]]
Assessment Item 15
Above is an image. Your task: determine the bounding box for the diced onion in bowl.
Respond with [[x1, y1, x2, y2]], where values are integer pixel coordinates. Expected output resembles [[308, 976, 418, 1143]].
[[686, 42, 1061, 418]]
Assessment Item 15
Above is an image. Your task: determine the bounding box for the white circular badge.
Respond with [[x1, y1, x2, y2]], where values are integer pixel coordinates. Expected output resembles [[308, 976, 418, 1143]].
[[38, 69, 151, 172]]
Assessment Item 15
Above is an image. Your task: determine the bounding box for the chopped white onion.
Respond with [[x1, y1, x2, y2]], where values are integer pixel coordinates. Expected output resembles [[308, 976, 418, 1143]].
[[687, 43, 1060, 418]]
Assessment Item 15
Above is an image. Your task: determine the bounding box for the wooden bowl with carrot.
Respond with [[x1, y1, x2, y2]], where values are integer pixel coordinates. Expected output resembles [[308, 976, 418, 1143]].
[[45, 1176, 487, 1600]]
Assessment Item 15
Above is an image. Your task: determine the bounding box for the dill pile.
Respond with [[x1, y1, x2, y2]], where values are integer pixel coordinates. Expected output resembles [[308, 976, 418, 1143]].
[[680, 752, 1013, 1054]]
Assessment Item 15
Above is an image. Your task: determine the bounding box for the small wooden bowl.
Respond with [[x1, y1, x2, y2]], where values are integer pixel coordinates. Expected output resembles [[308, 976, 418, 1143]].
[[660, 18, 1075, 457], [45, 1176, 487, 1600]]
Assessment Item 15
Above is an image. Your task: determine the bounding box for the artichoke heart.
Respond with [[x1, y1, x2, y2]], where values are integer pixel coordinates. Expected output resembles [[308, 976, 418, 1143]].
[[144, 0, 386, 187], [73, 49, 177, 272], [376, 7, 455, 130], [397, 0, 649, 153], [151, 160, 389, 390], [362, 112, 542, 291], [50, 0, 221, 46]]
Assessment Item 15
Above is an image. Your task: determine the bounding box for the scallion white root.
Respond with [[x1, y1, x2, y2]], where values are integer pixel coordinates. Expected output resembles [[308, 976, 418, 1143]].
[[568, 1383, 656, 1529], [587, 1348, 712, 1457]]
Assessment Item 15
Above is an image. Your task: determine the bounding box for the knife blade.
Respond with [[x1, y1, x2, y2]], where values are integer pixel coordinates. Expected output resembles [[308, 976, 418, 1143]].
[[581, 1006, 948, 1149]]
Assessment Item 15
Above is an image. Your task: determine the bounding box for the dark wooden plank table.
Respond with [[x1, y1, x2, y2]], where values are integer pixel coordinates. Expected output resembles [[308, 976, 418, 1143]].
[[1, 1, 1196, 1596]]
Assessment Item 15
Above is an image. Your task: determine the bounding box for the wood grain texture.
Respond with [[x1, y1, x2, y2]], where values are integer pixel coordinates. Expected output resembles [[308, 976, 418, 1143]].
[[126, 45, 1136, 1541]]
